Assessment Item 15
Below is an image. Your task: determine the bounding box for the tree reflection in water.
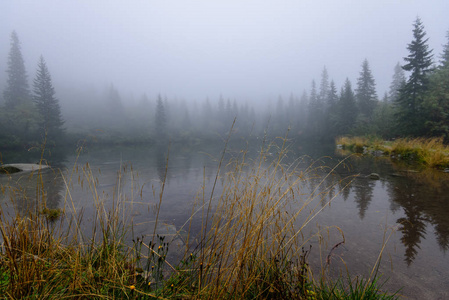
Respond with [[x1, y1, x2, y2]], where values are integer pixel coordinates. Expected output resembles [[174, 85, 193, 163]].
[[386, 169, 449, 264], [353, 178, 375, 219], [331, 153, 449, 266]]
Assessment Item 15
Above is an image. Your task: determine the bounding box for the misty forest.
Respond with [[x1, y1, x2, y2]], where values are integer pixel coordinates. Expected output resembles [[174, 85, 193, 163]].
[[2, 8, 449, 299], [1, 18, 449, 152]]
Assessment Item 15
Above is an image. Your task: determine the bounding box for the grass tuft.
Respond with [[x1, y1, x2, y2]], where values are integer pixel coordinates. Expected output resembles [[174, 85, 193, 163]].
[[337, 136, 449, 169]]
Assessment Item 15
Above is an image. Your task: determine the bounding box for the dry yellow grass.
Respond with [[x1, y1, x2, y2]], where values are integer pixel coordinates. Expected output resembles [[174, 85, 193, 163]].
[[189, 137, 344, 298], [337, 136, 449, 169]]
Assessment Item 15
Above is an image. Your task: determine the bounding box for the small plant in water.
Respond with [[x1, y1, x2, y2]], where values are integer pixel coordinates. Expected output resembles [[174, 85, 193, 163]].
[[40, 207, 62, 221]]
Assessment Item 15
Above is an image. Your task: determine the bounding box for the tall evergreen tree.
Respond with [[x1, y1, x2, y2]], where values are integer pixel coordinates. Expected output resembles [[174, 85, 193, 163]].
[[33, 56, 65, 141], [3, 31, 30, 109], [422, 66, 449, 140], [327, 80, 338, 108], [395, 17, 433, 136], [335, 78, 357, 134], [355, 59, 378, 121], [373, 93, 395, 138], [422, 32, 449, 140], [389, 62, 406, 103], [324, 80, 339, 138]]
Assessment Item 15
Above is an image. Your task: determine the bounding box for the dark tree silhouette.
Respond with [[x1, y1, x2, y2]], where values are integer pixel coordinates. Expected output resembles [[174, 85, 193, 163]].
[[335, 78, 357, 134], [308, 80, 324, 136], [355, 59, 378, 121], [422, 36, 449, 140], [354, 179, 375, 219], [389, 62, 406, 103], [33, 56, 65, 142], [327, 80, 338, 108], [3, 31, 31, 109], [398, 208, 427, 266], [395, 17, 433, 136]]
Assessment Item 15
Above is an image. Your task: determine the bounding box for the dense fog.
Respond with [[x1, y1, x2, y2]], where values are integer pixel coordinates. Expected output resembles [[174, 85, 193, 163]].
[[1, 1, 449, 148]]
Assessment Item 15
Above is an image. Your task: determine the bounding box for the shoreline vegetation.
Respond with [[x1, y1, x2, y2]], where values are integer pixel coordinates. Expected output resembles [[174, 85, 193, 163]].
[[0, 137, 400, 299], [336, 136, 449, 170]]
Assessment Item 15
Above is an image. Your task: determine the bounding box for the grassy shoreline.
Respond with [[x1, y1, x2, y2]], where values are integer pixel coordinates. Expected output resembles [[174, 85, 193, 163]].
[[0, 138, 399, 299], [336, 136, 449, 170]]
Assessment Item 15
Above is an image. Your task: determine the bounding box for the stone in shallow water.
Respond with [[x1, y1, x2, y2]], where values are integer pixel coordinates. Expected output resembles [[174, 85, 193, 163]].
[[368, 173, 380, 180], [0, 163, 50, 174], [0, 166, 21, 174]]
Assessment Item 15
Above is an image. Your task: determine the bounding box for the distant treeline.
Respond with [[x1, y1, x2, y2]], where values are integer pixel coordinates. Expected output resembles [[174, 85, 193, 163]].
[[1, 17, 448, 151]]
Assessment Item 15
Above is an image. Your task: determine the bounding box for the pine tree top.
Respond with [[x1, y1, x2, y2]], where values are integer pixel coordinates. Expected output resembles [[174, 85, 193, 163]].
[[3, 30, 30, 108], [403, 17, 433, 74]]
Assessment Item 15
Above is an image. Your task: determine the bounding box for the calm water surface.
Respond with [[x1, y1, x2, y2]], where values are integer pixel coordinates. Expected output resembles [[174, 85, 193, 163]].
[[1, 142, 448, 299]]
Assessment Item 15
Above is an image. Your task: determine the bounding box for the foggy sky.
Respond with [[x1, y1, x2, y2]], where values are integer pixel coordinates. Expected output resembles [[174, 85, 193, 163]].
[[1, 1, 448, 103]]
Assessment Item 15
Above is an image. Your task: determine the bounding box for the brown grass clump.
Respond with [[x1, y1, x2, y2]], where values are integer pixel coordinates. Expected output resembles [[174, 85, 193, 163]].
[[337, 136, 449, 169], [390, 137, 449, 168], [165, 132, 351, 299]]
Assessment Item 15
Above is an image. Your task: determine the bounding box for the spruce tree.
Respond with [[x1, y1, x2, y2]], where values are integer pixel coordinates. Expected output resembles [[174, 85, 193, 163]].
[[389, 62, 406, 103], [324, 80, 339, 138], [422, 67, 449, 140], [3, 31, 30, 109], [422, 31, 449, 140], [395, 17, 433, 136], [327, 80, 338, 108], [33, 56, 65, 141], [355, 59, 378, 121], [335, 78, 357, 134], [307, 80, 323, 136]]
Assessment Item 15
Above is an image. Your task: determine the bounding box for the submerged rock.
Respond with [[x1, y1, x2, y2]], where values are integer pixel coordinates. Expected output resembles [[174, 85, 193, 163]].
[[368, 173, 380, 180], [0, 163, 50, 174], [0, 166, 21, 174]]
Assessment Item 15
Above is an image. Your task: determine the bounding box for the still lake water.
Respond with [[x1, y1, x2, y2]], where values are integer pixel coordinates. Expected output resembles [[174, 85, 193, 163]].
[[1, 140, 448, 299]]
